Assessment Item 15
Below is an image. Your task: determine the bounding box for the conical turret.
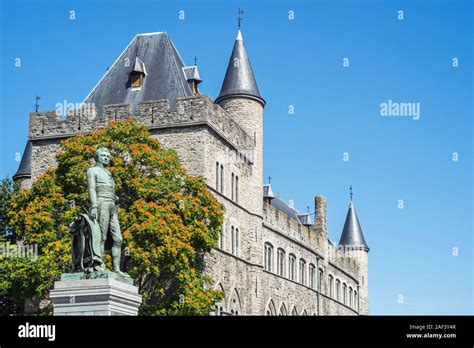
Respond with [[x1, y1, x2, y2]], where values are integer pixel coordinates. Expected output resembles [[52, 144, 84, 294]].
[[215, 30, 265, 106]]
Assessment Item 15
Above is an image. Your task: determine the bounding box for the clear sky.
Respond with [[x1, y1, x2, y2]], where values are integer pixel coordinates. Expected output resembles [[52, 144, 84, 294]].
[[0, 0, 472, 315]]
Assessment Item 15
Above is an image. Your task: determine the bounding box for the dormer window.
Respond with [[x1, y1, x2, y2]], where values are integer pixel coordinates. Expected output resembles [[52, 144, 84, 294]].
[[183, 66, 202, 95], [130, 57, 147, 90]]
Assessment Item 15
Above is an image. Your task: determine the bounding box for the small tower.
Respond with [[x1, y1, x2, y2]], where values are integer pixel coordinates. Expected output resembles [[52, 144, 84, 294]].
[[12, 140, 32, 189], [338, 187, 369, 315], [216, 29, 265, 215]]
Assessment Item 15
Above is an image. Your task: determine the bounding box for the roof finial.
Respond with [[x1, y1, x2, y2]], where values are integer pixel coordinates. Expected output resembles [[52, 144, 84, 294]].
[[35, 95, 41, 112], [268, 176, 272, 184], [350, 186, 353, 201], [237, 8, 244, 30], [193, 56, 198, 66]]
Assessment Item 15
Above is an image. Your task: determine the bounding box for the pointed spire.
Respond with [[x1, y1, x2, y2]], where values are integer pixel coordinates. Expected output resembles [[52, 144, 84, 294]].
[[215, 31, 265, 106], [13, 141, 32, 181], [338, 192, 369, 251]]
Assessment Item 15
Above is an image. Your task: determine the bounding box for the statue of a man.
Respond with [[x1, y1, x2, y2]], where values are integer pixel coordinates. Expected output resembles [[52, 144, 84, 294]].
[[87, 147, 124, 275]]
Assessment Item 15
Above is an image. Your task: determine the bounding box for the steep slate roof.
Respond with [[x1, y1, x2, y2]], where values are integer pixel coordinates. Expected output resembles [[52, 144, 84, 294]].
[[269, 195, 300, 219], [215, 30, 264, 106], [338, 201, 369, 251], [83, 32, 194, 114], [12, 141, 32, 181]]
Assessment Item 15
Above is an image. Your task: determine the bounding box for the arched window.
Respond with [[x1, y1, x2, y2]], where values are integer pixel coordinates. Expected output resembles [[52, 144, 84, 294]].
[[277, 248, 286, 277], [354, 291, 358, 311], [343, 283, 347, 305], [228, 289, 242, 315], [213, 284, 226, 316], [231, 226, 235, 255], [231, 173, 234, 200], [235, 228, 239, 256], [317, 268, 324, 292], [291, 306, 298, 316], [301, 309, 308, 316], [329, 275, 334, 298], [279, 303, 287, 316], [299, 259, 306, 285], [289, 254, 296, 281], [264, 243, 274, 272], [309, 264, 315, 288], [266, 300, 276, 315], [230, 227, 239, 256], [220, 164, 224, 193], [235, 175, 239, 203], [215, 162, 219, 189], [336, 279, 341, 301], [349, 287, 353, 308]]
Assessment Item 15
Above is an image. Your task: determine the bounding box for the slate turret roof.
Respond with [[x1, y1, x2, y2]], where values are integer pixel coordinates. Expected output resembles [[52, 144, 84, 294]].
[[338, 201, 369, 251], [12, 141, 32, 181], [215, 30, 264, 106]]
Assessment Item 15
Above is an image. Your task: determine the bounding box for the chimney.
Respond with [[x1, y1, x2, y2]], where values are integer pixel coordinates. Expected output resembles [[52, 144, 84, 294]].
[[314, 195, 327, 235]]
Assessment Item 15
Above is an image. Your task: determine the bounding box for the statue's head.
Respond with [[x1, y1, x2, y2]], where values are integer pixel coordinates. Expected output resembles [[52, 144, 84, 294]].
[[94, 147, 111, 167]]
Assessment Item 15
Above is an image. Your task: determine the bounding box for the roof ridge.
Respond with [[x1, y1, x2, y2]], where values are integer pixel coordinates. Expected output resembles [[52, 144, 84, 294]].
[[162, 33, 190, 97]]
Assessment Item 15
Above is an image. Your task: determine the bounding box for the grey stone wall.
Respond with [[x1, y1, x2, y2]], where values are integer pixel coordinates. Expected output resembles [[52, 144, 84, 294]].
[[24, 94, 368, 316]]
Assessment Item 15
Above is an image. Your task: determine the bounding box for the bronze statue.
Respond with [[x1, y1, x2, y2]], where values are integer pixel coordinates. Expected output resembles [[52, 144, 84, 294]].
[[69, 147, 125, 275]]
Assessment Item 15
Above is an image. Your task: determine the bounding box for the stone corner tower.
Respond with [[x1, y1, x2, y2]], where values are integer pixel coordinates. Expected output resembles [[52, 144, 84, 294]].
[[215, 29, 265, 216], [338, 194, 370, 315]]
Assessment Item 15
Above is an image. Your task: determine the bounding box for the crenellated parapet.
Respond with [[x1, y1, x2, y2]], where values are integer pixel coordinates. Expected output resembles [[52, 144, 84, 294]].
[[28, 95, 254, 163]]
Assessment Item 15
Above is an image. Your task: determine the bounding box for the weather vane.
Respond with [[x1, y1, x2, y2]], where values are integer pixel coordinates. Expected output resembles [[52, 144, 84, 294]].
[[350, 186, 353, 201], [268, 176, 272, 184], [35, 95, 41, 112], [193, 56, 198, 66], [237, 8, 244, 29]]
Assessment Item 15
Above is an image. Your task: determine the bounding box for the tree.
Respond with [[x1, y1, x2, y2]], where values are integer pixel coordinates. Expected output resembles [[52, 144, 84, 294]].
[[1, 119, 224, 315], [0, 177, 16, 242]]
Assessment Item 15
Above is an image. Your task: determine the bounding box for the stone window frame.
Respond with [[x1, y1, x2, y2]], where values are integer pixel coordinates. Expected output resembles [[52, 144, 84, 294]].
[[231, 226, 240, 257], [265, 299, 277, 315], [342, 283, 347, 305], [276, 248, 286, 277], [336, 278, 341, 302], [308, 263, 316, 289], [329, 274, 334, 298], [220, 164, 224, 193], [291, 306, 298, 316], [231, 173, 234, 200], [264, 242, 274, 272], [349, 286, 353, 308], [317, 267, 324, 293], [228, 288, 242, 316], [288, 253, 297, 281], [215, 161, 219, 190], [279, 302, 287, 316], [213, 283, 226, 316], [354, 290, 358, 311], [299, 258, 306, 285]]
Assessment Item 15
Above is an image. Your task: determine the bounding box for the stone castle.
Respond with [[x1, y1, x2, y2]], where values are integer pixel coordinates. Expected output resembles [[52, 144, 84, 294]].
[[13, 30, 370, 315]]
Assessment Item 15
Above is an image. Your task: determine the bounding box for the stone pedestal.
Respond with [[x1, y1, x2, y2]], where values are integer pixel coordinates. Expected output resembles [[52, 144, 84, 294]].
[[50, 271, 142, 316]]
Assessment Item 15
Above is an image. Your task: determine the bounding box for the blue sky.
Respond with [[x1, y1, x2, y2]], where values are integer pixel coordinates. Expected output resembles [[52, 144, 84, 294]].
[[0, 0, 472, 315]]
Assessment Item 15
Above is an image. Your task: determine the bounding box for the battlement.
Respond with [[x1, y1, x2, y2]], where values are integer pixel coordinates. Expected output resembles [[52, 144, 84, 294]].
[[28, 95, 254, 162]]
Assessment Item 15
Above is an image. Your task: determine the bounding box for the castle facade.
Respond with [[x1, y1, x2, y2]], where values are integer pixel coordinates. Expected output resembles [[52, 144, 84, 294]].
[[13, 30, 369, 315]]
